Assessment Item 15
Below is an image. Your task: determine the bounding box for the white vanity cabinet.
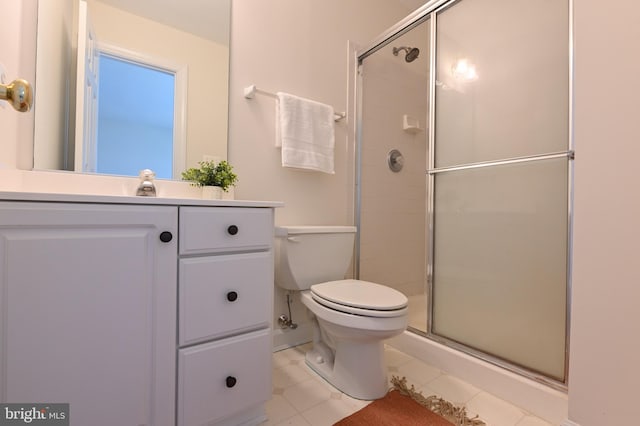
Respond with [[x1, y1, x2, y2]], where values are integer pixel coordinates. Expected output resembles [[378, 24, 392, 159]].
[[0, 196, 279, 426], [0, 201, 178, 426], [177, 207, 274, 426]]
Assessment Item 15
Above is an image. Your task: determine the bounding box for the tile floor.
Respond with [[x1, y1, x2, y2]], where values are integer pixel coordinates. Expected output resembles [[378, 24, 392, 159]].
[[264, 343, 554, 426]]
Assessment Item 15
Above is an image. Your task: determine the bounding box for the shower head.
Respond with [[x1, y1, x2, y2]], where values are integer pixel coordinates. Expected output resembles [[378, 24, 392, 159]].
[[392, 46, 420, 63], [405, 47, 420, 62]]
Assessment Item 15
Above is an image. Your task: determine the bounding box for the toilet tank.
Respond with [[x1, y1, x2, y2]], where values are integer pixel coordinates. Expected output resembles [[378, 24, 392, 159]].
[[274, 226, 356, 290]]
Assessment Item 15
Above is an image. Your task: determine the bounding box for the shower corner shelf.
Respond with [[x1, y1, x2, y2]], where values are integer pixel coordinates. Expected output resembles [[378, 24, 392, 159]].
[[403, 114, 424, 134]]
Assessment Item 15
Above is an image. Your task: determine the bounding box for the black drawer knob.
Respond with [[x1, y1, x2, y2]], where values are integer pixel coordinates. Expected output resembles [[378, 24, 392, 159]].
[[226, 291, 238, 302], [226, 376, 237, 388], [227, 225, 239, 236], [159, 231, 173, 243]]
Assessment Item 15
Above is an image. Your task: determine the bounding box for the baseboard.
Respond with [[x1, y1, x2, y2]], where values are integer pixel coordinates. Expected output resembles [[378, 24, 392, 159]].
[[388, 331, 568, 425], [560, 421, 581, 426]]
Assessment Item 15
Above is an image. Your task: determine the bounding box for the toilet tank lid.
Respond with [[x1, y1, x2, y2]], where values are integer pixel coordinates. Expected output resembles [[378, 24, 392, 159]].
[[275, 225, 356, 237]]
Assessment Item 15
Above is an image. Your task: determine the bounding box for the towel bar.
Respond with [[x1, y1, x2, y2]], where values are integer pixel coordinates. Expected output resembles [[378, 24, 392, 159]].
[[244, 84, 346, 122]]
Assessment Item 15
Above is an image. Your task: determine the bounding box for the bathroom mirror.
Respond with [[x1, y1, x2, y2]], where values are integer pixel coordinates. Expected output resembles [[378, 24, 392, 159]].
[[32, 0, 230, 179]]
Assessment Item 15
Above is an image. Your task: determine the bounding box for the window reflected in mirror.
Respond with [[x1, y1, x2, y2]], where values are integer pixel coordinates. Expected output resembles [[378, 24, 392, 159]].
[[33, 0, 230, 179]]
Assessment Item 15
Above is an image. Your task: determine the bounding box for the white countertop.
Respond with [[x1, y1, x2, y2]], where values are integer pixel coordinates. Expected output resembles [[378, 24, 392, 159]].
[[0, 191, 283, 208]]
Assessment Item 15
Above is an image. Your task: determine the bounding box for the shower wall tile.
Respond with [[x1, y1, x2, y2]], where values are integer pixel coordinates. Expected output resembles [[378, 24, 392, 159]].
[[358, 22, 430, 336]]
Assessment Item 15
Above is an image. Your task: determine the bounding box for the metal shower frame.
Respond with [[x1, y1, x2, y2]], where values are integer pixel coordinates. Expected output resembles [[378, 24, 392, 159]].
[[353, 0, 574, 391]]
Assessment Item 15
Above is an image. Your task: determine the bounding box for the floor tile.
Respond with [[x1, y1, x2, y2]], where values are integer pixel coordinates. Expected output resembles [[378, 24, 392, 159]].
[[273, 346, 308, 369], [339, 394, 371, 412], [282, 378, 333, 412], [515, 415, 554, 426], [273, 414, 311, 426], [273, 351, 297, 370], [396, 357, 442, 386], [384, 345, 414, 367], [301, 398, 359, 426], [426, 373, 481, 404], [285, 344, 311, 361], [263, 394, 298, 426], [272, 363, 313, 388], [416, 383, 440, 399], [265, 343, 553, 426], [307, 369, 345, 394], [466, 391, 526, 426]]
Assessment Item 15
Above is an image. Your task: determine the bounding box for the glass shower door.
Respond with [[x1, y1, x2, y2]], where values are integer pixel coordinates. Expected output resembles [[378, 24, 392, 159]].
[[358, 18, 431, 334], [429, 0, 570, 382]]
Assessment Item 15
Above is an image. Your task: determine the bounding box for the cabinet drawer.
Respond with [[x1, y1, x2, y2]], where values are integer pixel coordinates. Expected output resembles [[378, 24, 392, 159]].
[[177, 329, 272, 426], [179, 252, 272, 346], [179, 207, 273, 255]]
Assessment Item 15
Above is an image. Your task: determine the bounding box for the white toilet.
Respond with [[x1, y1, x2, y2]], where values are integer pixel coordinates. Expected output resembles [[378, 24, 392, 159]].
[[274, 225, 408, 400]]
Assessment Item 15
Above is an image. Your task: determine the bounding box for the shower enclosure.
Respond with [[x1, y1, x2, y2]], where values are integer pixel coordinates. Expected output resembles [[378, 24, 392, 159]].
[[355, 0, 571, 387]]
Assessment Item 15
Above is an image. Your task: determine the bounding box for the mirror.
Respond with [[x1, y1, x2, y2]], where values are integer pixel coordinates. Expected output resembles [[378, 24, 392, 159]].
[[32, 0, 230, 179]]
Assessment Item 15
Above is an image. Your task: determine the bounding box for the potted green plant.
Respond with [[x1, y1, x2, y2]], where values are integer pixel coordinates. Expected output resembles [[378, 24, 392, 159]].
[[181, 160, 238, 199]]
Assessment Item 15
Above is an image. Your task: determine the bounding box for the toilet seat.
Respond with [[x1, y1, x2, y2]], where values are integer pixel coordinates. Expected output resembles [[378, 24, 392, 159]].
[[310, 279, 408, 318]]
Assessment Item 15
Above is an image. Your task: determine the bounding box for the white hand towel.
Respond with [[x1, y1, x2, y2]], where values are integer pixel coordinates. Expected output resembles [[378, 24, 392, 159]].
[[276, 92, 335, 174]]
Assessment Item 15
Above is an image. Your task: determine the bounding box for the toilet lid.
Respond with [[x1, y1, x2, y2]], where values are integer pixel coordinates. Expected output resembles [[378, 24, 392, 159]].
[[310, 279, 408, 312]]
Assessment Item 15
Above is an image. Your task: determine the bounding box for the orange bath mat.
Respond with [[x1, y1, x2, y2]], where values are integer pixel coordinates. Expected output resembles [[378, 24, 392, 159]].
[[334, 376, 485, 426]]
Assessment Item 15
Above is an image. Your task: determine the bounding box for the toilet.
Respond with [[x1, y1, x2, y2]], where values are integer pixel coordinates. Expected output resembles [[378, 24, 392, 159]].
[[274, 225, 408, 400]]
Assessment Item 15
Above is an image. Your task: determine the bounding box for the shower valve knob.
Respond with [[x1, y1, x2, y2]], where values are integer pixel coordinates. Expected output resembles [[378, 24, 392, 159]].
[[387, 149, 404, 172]]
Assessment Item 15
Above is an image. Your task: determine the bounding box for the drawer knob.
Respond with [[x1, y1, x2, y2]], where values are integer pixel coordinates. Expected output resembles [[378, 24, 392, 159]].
[[226, 291, 238, 302], [227, 225, 239, 236], [159, 231, 173, 243], [226, 376, 237, 388]]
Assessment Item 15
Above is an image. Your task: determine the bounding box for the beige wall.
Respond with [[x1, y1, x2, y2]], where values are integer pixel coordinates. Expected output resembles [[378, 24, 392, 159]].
[[33, 0, 76, 171], [568, 1, 640, 424], [228, 0, 413, 346], [228, 0, 412, 225], [87, 0, 229, 169]]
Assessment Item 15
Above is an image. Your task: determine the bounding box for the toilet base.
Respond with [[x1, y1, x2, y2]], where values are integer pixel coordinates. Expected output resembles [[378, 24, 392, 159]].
[[305, 339, 389, 400]]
